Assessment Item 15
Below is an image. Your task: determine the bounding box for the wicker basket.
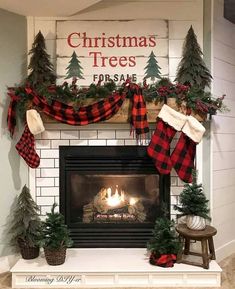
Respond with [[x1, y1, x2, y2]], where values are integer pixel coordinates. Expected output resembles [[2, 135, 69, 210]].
[[44, 247, 67, 266], [18, 239, 40, 260]]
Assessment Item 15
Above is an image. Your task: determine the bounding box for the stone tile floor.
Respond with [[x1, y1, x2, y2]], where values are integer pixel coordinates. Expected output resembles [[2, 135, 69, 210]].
[[0, 253, 234, 289]]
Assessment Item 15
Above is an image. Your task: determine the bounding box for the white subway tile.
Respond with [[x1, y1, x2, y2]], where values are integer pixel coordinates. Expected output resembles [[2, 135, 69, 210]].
[[171, 195, 178, 205], [51, 139, 69, 148], [37, 196, 55, 206], [171, 176, 178, 186], [41, 187, 59, 196], [36, 187, 41, 196], [88, 139, 106, 146], [40, 206, 51, 216], [61, 130, 79, 139], [36, 178, 54, 187], [124, 139, 137, 145], [54, 159, 59, 168], [41, 168, 59, 178], [80, 130, 97, 139], [41, 130, 60, 140], [34, 133, 42, 140], [39, 215, 47, 221], [36, 169, 41, 178], [55, 178, 59, 187], [41, 149, 59, 158], [107, 139, 125, 146], [70, 140, 88, 146], [116, 130, 132, 139], [98, 130, 115, 139], [36, 139, 51, 149], [171, 186, 183, 196], [39, 159, 55, 168], [55, 196, 60, 204], [177, 179, 186, 187], [36, 149, 41, 157]]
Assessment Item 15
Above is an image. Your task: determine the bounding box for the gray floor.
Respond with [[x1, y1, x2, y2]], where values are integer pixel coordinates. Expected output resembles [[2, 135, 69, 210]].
[[0, 253, 235, 289]]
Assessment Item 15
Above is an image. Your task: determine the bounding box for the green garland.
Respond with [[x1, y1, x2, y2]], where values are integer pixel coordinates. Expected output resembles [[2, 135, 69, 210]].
[[11, 78, 227, 122]]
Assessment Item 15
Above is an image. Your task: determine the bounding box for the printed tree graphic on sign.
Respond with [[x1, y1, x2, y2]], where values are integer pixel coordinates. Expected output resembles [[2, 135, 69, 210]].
[[144, 51, 161, 82], [65, 51, 84, 80]]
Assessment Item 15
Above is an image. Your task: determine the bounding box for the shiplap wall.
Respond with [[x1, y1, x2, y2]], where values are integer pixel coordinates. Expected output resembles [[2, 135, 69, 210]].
[[211, 0, 235, 259]]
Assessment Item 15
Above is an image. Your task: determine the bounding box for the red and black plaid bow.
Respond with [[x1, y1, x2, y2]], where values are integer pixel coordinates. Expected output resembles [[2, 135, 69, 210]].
[[149, 252, 177, 268]]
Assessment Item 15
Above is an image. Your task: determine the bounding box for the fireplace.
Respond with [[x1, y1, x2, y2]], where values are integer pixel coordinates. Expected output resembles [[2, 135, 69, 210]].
[[60, 146, 170, 247]]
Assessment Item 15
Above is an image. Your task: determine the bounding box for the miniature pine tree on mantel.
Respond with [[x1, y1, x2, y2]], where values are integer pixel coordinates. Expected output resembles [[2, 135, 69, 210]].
[[175, 26, 212, 89], [27, 30, 56, 87]]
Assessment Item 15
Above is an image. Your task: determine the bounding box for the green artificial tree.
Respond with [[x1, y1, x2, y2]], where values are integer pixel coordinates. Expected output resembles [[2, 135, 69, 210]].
[[148, 217, 181, 256], [9, 185, 41, 259], [174, 170, 211, 220], [175, 26, 212, 89], [27, 30, 56, 87], [41, 203, 72, 265], [144, 51, 161, 82], [41, 203, 73, 250], [65, 51, 84, 80]]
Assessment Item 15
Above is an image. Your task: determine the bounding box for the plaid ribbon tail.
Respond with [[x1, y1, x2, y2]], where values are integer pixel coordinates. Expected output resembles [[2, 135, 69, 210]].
[[130, 94, 149, 140], [7, 90, 20, 137]]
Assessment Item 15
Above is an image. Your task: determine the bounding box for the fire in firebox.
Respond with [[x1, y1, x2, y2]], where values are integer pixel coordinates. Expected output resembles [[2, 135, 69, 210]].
[[83, 185, 146, 223]]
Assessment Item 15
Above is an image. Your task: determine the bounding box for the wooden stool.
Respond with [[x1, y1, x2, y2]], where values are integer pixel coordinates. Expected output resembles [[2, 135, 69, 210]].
[[176, 224, 217, 269]]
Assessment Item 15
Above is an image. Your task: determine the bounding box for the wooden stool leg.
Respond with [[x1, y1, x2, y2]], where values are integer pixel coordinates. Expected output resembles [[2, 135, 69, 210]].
[[208, 237, 216, 260], [184, 237, 190, 255], [177, 235, 184, 263], [201, 239, 209, 269]]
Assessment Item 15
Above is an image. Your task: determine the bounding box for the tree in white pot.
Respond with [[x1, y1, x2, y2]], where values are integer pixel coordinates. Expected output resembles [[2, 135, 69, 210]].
[[174, 171, 211, 230]]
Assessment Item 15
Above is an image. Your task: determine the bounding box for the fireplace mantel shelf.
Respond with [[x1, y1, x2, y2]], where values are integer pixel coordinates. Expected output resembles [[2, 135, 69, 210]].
[[11, 248, 221, 288]]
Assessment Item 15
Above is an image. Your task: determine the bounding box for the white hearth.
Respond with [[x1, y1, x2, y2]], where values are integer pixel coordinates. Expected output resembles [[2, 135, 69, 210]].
[[11, 248, 221, 288]]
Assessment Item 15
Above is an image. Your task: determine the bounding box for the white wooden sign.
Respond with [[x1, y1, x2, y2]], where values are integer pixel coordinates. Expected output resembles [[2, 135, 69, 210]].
[[56, 20, 168, 85]]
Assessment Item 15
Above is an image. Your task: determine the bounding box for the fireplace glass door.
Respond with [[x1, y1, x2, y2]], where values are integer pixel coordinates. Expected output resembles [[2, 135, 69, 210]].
[[60, 146, 170, 247]]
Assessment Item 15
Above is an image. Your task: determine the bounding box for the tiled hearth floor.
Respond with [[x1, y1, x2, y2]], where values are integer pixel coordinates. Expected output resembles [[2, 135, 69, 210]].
[[0, 251, 234, 289]]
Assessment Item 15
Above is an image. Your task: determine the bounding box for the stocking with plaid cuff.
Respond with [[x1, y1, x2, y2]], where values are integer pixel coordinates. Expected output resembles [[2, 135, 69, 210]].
[[16, 124, 40, 168], [171, 115, 205, 183], [147, 105, 187, 174]]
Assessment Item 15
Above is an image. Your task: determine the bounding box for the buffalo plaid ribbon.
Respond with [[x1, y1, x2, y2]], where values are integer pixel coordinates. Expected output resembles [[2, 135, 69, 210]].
[[7, 86, 149, 139], [31, 91, 125, 126], [149, 252, 177, 268], [131, 93, 149, 139], [7, 89, 21, 137]]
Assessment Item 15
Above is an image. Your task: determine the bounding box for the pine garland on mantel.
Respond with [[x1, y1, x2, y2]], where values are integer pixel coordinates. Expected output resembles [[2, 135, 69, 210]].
[[11, 78, 226, 122]]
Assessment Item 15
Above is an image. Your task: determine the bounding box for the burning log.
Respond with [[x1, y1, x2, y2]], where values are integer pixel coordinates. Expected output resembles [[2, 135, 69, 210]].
[[83, 187, 146, 223]]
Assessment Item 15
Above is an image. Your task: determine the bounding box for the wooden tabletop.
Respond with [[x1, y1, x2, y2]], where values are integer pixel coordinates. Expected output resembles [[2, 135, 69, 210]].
[[176, 224, 217, 238]]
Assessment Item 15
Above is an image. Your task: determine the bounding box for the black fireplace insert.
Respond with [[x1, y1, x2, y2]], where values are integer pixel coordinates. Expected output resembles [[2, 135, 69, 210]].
[[60, 146, 170, 247]]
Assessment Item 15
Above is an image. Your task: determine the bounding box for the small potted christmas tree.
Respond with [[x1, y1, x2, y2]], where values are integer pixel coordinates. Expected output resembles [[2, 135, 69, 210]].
[[41, 203, 73, 265], [9, 185, 41, 259], [174, 170, 211, 230], [147, 217, 181, 267]]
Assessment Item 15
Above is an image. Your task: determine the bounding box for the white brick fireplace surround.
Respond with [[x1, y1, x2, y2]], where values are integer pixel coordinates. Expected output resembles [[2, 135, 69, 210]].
[[14, 122, 222, 288], [29, 122, 184, 220]]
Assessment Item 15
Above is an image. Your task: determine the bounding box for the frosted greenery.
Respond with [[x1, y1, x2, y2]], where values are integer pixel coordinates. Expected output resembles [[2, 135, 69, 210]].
[[9, 185, 41, 247]]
